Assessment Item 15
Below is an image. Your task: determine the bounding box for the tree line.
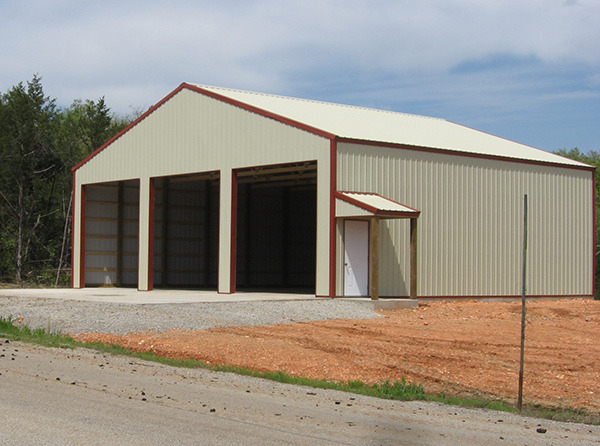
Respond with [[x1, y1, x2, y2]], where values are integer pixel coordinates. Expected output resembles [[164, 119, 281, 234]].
[[0, 76, 598, 293], [0, 76, 131, 285]]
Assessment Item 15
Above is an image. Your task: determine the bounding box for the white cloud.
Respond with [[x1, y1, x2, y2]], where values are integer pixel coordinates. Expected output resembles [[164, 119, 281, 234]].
[[3, 1, 599, 89], [0, 0, 598, 150]]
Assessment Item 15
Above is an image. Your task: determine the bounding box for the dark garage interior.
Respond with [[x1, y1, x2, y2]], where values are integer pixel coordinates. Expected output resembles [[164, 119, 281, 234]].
[[152, 173, 220, 289], [235, 162, 317, 292]]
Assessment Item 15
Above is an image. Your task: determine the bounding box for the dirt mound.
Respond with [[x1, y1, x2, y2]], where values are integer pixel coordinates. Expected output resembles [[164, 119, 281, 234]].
[[73, 299, 600, 411]]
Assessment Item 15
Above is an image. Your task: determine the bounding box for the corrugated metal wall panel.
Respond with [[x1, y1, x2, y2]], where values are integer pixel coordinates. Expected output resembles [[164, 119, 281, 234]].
[[75, 89, 329, 184], [337, 142, 593, 297]]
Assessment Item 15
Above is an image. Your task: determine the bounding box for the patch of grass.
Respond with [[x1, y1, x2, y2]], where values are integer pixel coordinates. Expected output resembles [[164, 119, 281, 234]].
[[521, 405, 600, 425], [1, 317, 598, 425], [0, 317, 76, 348]]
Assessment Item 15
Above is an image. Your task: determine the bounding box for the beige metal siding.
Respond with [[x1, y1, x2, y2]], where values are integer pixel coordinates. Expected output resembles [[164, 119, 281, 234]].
[[337, 142, 593, 297], [336, 199, 372, 218], [75, 89, 330, 183], [73, 88, 331, 295]]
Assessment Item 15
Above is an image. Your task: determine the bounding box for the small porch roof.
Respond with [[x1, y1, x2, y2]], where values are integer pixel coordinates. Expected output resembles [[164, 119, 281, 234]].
[[335, 191, 421, 218]]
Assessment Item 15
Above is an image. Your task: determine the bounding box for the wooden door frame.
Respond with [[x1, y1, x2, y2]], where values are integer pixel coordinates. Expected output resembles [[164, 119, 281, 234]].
[[340, 216, 418, 300]]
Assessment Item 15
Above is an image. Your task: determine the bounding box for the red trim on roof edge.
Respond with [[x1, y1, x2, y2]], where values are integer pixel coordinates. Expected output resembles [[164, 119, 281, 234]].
[[592, 169, 597, 298], [449, 119, 596, 169], [338, 191, 422, 213], [73, 83, 189, 172], [335, 191, 421, 217], [335, 211, 421, 219], [335, 192, 377, 214], [185, 84, 337, 140], [336, 137, 595, 172], [73, 83, 336, 173], [73, 82, 591, 175]]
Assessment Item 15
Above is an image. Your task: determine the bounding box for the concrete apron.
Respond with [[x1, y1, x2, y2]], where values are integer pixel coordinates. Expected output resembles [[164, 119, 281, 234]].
[[0, 288, 419, 308]]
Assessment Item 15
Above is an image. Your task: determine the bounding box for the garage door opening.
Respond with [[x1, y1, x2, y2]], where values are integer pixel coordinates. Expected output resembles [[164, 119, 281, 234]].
[[84, 179, 140, 287], [152, 172, 220, 289], [235, 162, 317, 293]]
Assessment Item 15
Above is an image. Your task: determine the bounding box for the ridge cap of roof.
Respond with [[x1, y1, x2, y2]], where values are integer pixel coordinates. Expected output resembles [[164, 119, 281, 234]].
[[189, 83, 446, 122]]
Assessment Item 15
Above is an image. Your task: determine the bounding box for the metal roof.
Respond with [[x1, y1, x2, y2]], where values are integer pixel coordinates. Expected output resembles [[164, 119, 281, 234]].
[[335, 191, 421, 218], [192, 84, 588, 168]]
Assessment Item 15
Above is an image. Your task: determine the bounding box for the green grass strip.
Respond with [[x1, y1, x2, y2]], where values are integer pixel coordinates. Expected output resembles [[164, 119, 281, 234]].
[[0, 317, 597, 425]]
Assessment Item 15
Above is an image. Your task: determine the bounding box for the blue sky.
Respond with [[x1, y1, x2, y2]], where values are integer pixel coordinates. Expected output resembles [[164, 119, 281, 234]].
[[1, 0, 598, 153]]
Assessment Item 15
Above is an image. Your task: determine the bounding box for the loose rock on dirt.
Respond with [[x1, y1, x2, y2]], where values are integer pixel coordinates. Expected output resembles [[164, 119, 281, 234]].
[[74, 299, 600, 412]]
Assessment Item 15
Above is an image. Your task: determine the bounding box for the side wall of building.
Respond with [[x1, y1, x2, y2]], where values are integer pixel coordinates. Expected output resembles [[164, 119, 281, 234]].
[[73, 88, 331, 295], [336, 142, 594, 297]]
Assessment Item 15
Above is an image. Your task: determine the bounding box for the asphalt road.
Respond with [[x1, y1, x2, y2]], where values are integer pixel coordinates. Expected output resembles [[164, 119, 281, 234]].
[[0, 339, 598, 446]]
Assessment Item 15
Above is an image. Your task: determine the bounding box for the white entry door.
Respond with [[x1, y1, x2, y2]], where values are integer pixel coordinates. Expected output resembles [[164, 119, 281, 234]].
[[344, 220, 369, 296]]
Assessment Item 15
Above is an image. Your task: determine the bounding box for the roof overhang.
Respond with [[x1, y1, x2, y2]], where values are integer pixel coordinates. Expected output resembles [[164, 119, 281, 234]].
[[335, 191, 421, 219]]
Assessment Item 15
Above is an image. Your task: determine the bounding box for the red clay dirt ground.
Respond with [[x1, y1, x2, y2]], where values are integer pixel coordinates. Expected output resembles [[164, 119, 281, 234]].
[[73, 299, 600, 412]]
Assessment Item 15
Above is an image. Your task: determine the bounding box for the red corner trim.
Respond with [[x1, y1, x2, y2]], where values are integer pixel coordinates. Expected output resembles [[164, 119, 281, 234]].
[[329, 139, 337, 297], [147, 179, 155, 291], [230, 171, 238, 294], [71, 171, 76, 288], [592, 169, 597, 298], [79, 185, 86, 289]]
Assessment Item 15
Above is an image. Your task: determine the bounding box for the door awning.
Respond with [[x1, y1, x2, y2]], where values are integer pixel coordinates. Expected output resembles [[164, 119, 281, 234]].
[[335, 191, 421, 218]]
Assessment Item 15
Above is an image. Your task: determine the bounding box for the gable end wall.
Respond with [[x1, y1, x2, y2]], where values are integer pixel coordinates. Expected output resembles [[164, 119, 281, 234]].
[[73, 88, 332, 295]]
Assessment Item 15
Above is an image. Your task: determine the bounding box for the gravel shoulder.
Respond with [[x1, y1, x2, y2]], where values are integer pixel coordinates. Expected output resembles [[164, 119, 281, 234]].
[[0, 295, 380, 334]]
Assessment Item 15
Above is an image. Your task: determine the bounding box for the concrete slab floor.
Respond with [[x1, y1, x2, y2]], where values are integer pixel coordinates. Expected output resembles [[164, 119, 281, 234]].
[[0, 288, 419, 309], [0, 288, 318, 304]]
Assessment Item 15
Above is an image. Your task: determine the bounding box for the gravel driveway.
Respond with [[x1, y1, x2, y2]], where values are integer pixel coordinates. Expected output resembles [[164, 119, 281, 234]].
[[0, 295, 380, 335]]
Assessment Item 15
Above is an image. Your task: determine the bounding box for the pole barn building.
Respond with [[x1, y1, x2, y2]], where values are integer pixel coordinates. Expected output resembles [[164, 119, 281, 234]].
[[71, 83, 595, 299]]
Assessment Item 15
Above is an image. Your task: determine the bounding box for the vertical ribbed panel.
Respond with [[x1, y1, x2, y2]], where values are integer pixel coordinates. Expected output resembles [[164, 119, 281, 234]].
[[84, 181, 139, 287], [337, 143, 593, 297], [76, 89, 329, 183]]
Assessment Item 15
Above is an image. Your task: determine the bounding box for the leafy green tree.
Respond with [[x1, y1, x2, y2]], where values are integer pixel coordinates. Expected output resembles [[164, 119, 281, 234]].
[[0, 75, 60, 283], [55, 97, 129, 167], [0, 76, 131, 285]]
